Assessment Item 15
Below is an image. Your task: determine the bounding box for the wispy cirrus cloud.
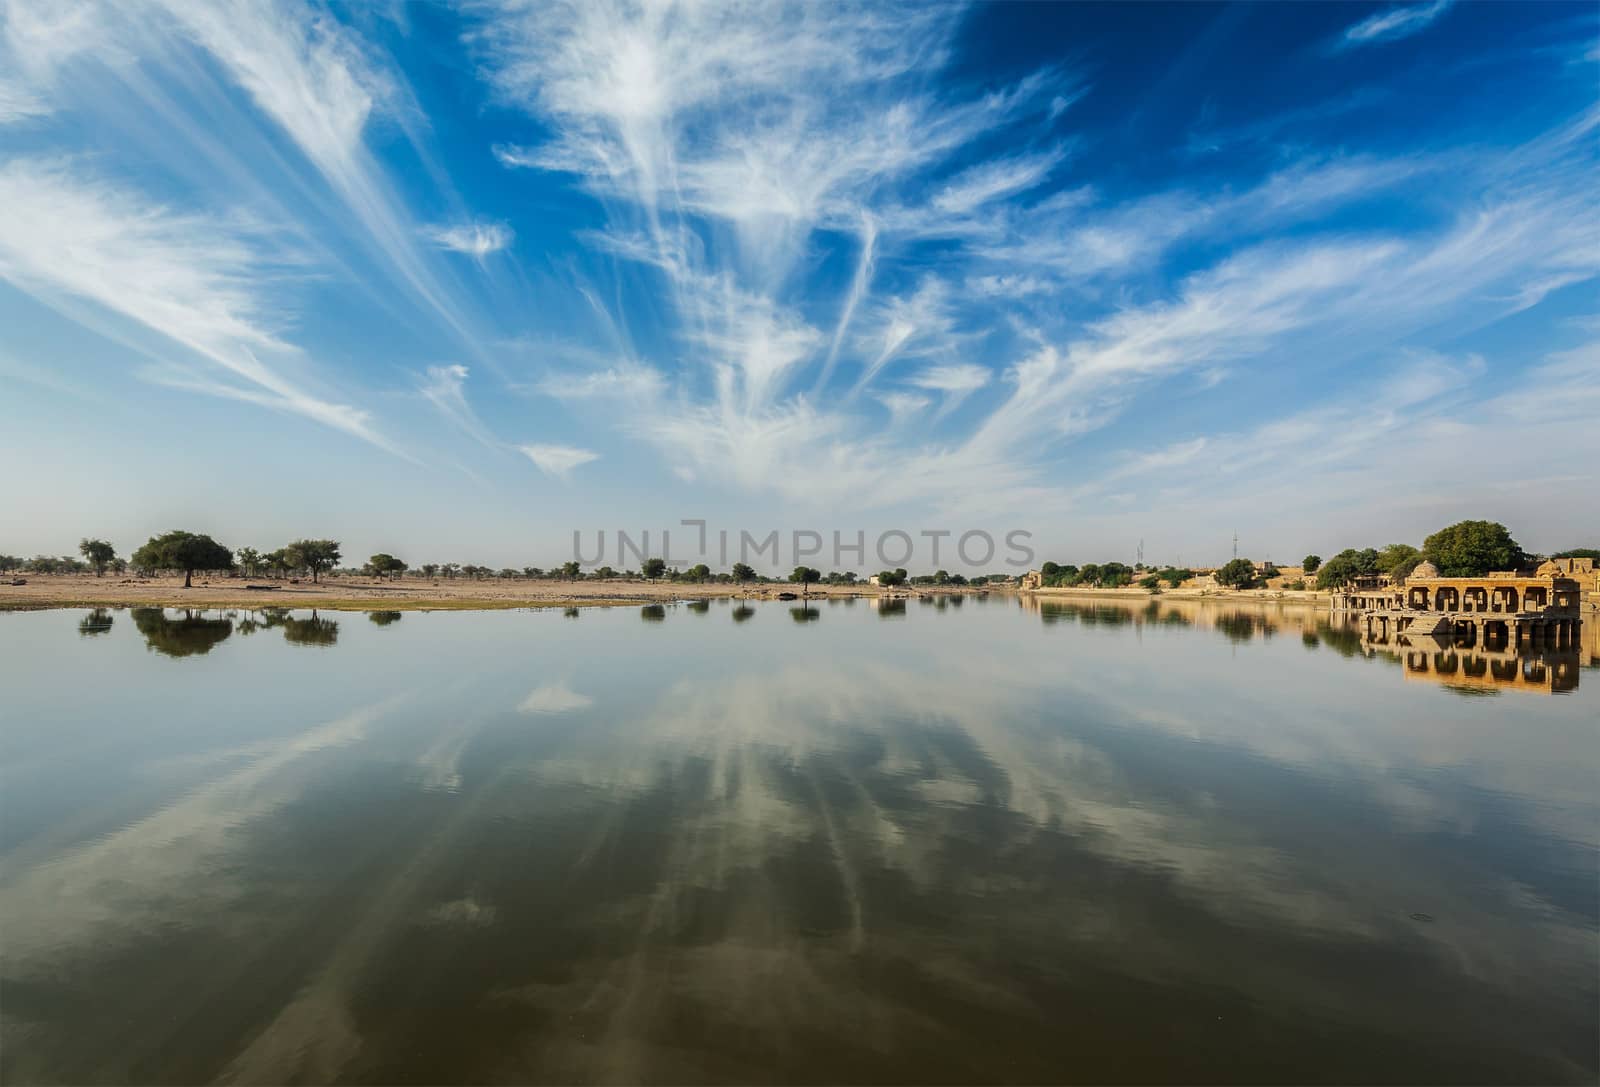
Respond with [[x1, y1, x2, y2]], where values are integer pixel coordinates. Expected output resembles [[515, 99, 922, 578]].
[[1337, 1, 1454, 50], [463, 0, 1596, 523], [0, 156, 398, 452], [0, 0, 498, 363], [425, 223, 512, 259], [519, 443, 599, 478]]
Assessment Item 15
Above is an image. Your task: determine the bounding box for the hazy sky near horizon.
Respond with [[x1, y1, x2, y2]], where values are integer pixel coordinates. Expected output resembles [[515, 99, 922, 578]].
[[1, 0, 1596, 570]]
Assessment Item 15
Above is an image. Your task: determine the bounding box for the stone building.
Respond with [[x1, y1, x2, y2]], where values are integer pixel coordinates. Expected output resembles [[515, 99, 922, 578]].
[[1349, 560, 1583, 650]]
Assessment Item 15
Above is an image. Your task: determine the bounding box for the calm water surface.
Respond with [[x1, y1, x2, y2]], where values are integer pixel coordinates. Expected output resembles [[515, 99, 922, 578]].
[[2, 598, 1596, 1084]]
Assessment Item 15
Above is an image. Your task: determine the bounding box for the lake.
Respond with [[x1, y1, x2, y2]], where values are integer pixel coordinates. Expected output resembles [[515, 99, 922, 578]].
[[1, 598, 1595, 1084]]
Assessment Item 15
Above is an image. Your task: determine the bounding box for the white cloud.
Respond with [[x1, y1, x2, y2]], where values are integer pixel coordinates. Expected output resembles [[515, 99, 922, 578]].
[[519, 443, 600, 477], [908, 364, 990, 394], [0, 156, 396, 451], [425, 223, 512, 258], [0, 77, 48, 123], [462, 3, 1596, 522], [537, 363, 665, 402], [1339, 1, 1453, 49]]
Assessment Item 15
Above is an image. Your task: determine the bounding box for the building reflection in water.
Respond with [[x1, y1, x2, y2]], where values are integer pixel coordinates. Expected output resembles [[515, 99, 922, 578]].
[[1360, 631, 1581, 695], [1018, 593, 1586, 694]]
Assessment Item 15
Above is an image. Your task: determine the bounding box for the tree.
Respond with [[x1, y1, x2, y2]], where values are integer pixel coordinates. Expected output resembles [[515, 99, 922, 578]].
[[369, 553, 407, 580], [687, 563, 711, 582], [421, 563, 440, 578], [286, 539, 340, 583], [0, 554, 20, 573], [559, 560, 580, 579], [133, 530, 233, 588], [1159, 566, 1192, 587], [1314, 547, 1380, 590], [731, 562, 756, 582], [790, 566, 821, 597], [642, 557, 667, 579], [1301, 554, 1321, 573], [265, 548, 294, 578], [1375, 543, 1422, 580], [79, 538, 116, 577], [1422, 520, 1525, 577], [1552, 547, 1600, 561], [1139, 573, 1162, 592], [235, 547, 262, 577], [1216, 557, 1257, 589]]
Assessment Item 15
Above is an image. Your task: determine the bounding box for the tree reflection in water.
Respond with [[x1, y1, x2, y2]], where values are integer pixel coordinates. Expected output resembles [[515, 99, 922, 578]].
[[77, 609, 114, 637], [282, 612, 339, 647], [131, 607, 233, 657]]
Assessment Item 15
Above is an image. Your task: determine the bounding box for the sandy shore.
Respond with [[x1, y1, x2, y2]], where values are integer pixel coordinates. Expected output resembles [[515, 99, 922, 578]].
[[0, 573, 1345, 613], [0, 574, 990, 611]]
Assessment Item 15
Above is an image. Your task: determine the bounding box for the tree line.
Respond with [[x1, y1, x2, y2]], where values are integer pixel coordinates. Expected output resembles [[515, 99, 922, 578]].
[[0, 532, 1019, 588], [1030, 520, 1595, 595], [1303, 520, 1593, 590]]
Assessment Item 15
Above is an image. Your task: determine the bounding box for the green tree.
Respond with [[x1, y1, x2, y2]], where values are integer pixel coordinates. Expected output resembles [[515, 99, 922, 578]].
[[1159, 566, 1193, 587], [286, 539, 340, 583], [1375, 543, 1422, 580], [0, 554, 20, 573], [369, 553, 407, 580], [1314, 547, 1380, 590], [79, 538, 116, 577], [687, 563, 711, 582], [560, 560, 581, 579], [1552, 547, 1600, 561], [1139, 573, 1162, 592], [1422, 520, 1525, 577], [594, 565, 618, 579], [642, 557, 667, 579], [132, 530, 233, 588], [235, 547, 262, 577], [731, 562, 756, 582], [1301, 554, 1321, 573], [421, 563, 440, 578], [266, 548, 295, 578], [1216, 557, 1257, 589]]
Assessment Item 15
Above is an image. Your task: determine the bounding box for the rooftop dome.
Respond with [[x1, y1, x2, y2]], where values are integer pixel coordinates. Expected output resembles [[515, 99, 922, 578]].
[[1410, 560, 1440, 579]]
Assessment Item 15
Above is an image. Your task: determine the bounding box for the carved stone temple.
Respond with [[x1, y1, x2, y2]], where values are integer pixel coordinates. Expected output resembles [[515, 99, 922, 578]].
[[1334, 561, 1584, 651]]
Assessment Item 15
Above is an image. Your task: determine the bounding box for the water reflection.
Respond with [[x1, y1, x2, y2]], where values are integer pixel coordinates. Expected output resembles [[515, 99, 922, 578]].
[[368, 610, 403, 626], [1362, 633, 1582, 695], [789, 606, 820, 622], [1, 604, 1594, 1084], [640, 604, 666, 622], [281, 612, 339, 647], [131, 606, 233, 657], [687, 600, 711, 614], [1026, 596, 1582, 692], [76, 608, 113, 637], [732, 605, 755, 623], [873, 598, 907, 618]]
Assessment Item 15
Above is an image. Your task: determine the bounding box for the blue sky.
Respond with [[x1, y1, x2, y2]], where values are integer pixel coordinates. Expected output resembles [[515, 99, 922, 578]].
[[1, 0, 1596, 570]]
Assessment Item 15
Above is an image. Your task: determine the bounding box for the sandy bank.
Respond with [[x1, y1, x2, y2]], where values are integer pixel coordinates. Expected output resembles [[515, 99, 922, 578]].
[[0, 574, 1001, 612]]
